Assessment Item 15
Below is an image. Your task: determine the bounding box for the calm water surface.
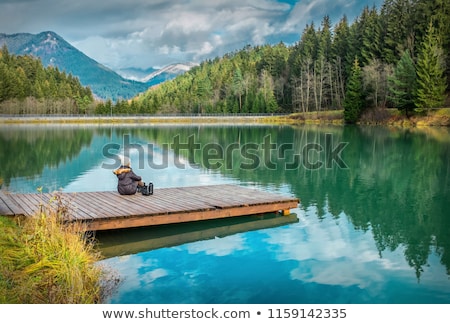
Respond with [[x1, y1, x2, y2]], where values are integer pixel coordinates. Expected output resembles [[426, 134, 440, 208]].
[[1, 123, 449, 303]]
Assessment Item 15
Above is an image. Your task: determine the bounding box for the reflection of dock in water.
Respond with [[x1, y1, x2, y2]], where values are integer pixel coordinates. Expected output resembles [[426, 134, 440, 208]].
[[96, 213, 299, 258], [0, 184, 299, 231]]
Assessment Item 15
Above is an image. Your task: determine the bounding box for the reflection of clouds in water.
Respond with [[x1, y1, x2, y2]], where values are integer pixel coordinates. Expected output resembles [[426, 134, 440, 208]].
[[100, 235, 249, 303], [117, 142, 234, 188], [181, 234, 247, 257], [100, 254, 168, 301], [99, 201, 450, 304], [65, 141, 235, 191], [263, 204, 409, 288]]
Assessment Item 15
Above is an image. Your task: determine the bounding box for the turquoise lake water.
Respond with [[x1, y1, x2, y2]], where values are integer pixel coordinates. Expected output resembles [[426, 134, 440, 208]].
[[1, 124, 449, 303]]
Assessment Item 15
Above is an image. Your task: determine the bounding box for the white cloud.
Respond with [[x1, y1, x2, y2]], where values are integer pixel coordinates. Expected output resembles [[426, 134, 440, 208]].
[[262, 205, 411, 288], [184, 234, 247, 257], [0, 0, 384, 69]]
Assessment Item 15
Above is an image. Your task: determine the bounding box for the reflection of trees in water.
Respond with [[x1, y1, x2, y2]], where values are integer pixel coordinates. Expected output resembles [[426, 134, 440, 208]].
[[135, 124, 450, 280], [3, 124, 448, 279], [0, 126, 94, 186], [338, 127, 450, 279]]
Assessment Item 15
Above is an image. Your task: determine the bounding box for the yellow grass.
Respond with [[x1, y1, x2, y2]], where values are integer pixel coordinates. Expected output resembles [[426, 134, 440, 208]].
[[0, 192, 119, 303]]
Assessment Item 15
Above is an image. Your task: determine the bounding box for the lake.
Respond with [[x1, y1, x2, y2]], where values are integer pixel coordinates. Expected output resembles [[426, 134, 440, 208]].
[[0, 123, 449, 303]]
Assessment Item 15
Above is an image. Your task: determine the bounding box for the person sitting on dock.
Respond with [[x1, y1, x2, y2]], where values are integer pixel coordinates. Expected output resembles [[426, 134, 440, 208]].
[[113, 156, 145, 195]]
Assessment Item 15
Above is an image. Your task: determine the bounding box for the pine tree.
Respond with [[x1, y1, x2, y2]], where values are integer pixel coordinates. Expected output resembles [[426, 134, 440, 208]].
[[343, 58, 365, 123], [388, 50, 416, 116], [332, 16, 351, 108], [381, 0, 415, 64], [414, 21, 447, 111], [361, 6, 382, 63]]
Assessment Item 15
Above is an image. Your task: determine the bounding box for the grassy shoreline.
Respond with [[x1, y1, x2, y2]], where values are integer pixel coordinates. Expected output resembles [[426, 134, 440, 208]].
[[0, 114, 279, 125], [0, 193, 118, 303], [1, 109, 449, 126]]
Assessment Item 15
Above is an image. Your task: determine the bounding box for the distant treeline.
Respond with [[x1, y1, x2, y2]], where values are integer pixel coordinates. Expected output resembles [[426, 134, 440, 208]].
[[0, 45, 94, 114], [97, 0, 449, 123]]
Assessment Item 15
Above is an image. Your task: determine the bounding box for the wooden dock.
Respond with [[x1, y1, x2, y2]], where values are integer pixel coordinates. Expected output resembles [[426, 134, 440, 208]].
[[0, 184, 299, 231]]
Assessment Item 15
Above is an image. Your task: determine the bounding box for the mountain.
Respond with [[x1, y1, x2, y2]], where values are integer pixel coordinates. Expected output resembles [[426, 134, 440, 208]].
[[117, 62, 198, 85], [116, 67, 158, 82], [0, 31, 149, 101]]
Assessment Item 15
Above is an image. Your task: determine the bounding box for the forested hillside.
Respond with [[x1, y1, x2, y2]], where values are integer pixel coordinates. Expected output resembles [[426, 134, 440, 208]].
[[106, 0, 449, 121], [0, 31, 149, 101], [0, 45, 94, 114]]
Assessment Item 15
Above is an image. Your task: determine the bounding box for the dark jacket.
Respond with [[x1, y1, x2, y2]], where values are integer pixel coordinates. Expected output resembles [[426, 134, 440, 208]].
[[113, 166, 142, 195]]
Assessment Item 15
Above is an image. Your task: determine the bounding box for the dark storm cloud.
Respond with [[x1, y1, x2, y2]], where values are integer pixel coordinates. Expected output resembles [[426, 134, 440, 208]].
[[0, 0, 383, 69]]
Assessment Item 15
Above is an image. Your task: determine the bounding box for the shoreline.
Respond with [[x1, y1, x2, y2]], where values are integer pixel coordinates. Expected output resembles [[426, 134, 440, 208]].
[[0, 109, 449, 127], [0, 114, 281, 125]]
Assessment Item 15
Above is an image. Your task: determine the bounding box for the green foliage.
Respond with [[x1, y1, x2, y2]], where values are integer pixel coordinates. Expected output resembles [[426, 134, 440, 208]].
[[414, 21, 447, 110], [124, 43, 289, 115], [381, 0, 415, 64], [388, 50, 417, 115], [1, 31, 149, 101], [0, 45, 94, 114], [121, 0, 447, 117], [344, 58, 365, 123], [3, 0, 448, 119]]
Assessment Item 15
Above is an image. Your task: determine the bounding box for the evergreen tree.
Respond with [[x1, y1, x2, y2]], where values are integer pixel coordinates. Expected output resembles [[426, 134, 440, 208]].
[[318, 15, 333, 62], [343, 58, 365, 123], [415, 21, 447, 111], [0, 46, 93, 113], [332, 15, 351, 108], [316, 15, 333, 110], [381, 0, 415, 64], [361, 6, 382, 63], [130, 0, 450, 116], [413, 0, 450, 58], [388, 50, 416, 116]]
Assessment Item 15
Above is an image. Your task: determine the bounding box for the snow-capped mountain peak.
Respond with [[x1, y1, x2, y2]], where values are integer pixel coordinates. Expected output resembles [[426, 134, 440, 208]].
[[117, 62, 198, 84]]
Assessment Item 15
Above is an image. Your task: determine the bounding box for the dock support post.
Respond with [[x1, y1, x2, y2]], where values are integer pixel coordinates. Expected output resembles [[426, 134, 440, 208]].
[[282, 209, 290, 216]]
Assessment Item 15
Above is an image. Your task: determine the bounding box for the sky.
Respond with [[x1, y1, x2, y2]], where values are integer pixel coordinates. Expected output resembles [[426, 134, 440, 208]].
[[0, 0, 383, 70]]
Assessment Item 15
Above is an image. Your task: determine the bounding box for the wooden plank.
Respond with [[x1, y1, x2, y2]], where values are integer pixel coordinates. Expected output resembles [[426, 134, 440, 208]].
[[0, 203, 12, 216], [23, 193, 48, 213], [223, 185, 295, 204], [170, 187, 224, 208], [175, 186, 244, 208], [11, 194, 39, 216], [82, 192, 132, 218], [0, 192, 14, 216], [93, 192, 148, 217], [153, 189, 214, 213], [56, 193, 97, 220], [177, 184, 297, 209], [199, 185, 269, 205], [118, 193, 171, 214], [117, 194, 169, 214], [111, 194, 165, 216], [69, 192, 111, 219], [0, 192, 25, 215], [35, 192, 85, 220]]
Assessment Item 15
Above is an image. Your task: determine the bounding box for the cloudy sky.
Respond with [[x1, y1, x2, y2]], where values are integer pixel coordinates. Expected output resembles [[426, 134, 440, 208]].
[[0, 0, 383, 70]]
